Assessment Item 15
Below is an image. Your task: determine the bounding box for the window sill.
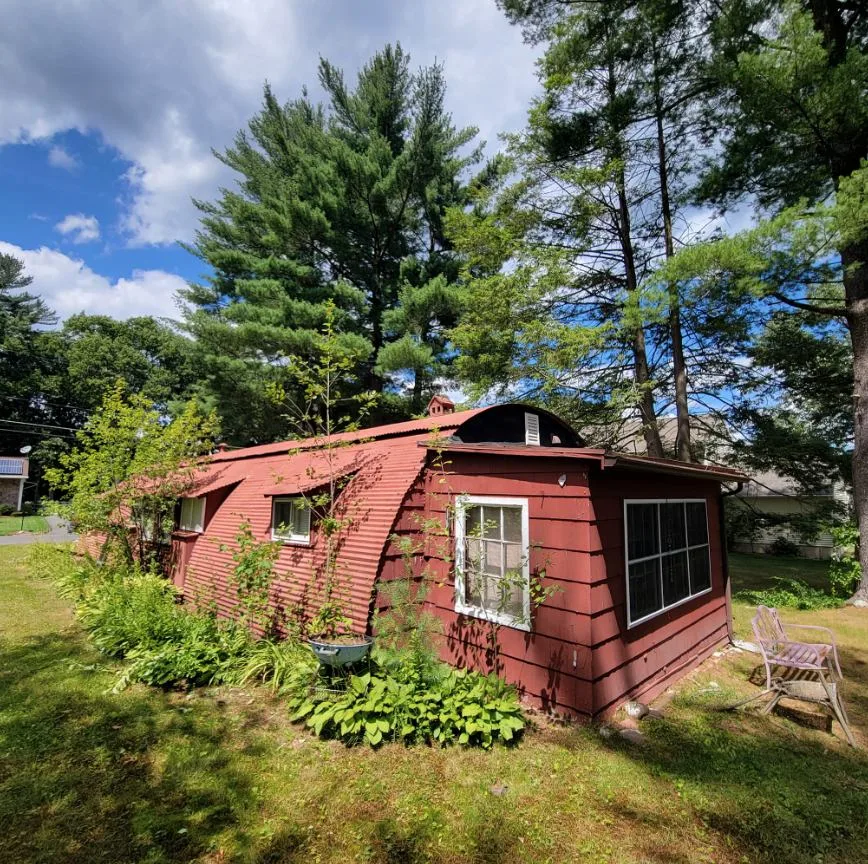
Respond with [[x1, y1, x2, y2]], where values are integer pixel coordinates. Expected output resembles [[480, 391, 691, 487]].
[[455, 601, 531, 633], [271, 535, 311, 547], [171, 530, 201, 539], [627, 585, 713, 629]]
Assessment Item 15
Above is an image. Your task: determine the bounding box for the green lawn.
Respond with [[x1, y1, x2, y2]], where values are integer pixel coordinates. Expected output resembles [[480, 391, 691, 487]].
[[1, 545, 867, 864], [0, 515, 49, 536], [729, 551, 831, 593]]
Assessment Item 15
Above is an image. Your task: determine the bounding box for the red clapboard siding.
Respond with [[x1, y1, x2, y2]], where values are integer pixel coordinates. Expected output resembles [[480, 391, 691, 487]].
[[409, 460, 729, 717]]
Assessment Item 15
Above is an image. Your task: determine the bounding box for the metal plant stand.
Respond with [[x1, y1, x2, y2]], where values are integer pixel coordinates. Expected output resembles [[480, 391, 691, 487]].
[[308, 653, 373, 702]]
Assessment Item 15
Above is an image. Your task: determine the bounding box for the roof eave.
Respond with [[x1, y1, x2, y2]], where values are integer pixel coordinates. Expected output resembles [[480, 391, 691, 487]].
[[607, 453, 748, 483], [428, 443, 746, 483]]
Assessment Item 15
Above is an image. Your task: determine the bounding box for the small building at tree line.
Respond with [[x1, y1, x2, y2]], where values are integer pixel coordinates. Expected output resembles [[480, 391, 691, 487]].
[[0, 456, 28, 512], [144, 402, 745, 718]]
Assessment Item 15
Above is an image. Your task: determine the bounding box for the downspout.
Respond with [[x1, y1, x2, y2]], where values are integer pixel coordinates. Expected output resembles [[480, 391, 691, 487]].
[[719, 482, 744, 643]]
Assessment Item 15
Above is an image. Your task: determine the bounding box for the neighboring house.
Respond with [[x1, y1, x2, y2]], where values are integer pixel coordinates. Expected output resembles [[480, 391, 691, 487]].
[[603, 415, 847, 560], [0, 457, 27, 511], [151, 401, 745, 719], [731, 471, 847, 560]]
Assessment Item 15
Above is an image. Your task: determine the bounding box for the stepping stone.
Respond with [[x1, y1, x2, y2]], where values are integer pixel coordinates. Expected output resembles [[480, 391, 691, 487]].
[[618, 728, 645, 744]]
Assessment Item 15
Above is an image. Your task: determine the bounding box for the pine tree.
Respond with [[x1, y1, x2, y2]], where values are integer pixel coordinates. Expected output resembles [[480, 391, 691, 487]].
[[452, 1, 731, 455], [184, 45, 478, 443], [0, 253, 61, 457], [692, 1, 868, 600]]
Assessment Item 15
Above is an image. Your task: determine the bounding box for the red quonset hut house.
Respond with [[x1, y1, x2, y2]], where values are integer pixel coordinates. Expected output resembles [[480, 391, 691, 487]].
[[162, 400, 745, 719]]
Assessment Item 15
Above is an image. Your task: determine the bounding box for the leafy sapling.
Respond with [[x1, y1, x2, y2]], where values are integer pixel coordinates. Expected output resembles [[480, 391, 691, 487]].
[[268, 300, 378, 640]]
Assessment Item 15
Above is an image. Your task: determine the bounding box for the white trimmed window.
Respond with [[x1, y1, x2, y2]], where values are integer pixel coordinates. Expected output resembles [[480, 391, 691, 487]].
[[179, 497, 205, 533], [271, 497, 311, 544], [454, 496, 530, 630], [625, 499, 712, 627]]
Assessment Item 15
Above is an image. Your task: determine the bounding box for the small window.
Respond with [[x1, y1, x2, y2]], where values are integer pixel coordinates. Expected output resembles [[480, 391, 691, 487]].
[[271, 497, 311, 544], [179, 497, 205, 533], [454, 495, 530, 630], [625, 499, 712, 627], [132, 505, 169, 544]]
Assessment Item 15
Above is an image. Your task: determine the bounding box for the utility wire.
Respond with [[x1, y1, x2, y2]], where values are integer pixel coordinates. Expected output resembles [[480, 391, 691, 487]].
[[0, 393, 92, 413], [0, 418, 80, 432], [0, 426, 76, 439]]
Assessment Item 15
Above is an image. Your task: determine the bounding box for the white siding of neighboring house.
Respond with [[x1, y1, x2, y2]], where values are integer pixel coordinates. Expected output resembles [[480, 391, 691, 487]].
[[585, 415, 850, 560], [733, 478, 849, 560]]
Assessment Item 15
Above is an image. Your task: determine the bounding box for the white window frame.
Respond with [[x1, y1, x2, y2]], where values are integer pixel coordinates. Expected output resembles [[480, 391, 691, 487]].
[[624, 498, 713, 628], [178, 496, 205, 533], [454, 494, 531, 631], [271, 496, 312, 545]]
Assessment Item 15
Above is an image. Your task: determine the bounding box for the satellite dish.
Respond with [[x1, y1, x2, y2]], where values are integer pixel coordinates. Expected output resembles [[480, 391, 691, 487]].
[[19, 445, 32, 455]]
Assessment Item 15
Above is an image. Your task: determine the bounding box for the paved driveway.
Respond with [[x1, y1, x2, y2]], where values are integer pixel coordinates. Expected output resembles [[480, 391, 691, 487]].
[[0, 515, 78, 546]]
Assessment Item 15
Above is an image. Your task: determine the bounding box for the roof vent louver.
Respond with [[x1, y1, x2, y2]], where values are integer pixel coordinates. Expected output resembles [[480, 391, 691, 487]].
[[524, 412, 540, 446]]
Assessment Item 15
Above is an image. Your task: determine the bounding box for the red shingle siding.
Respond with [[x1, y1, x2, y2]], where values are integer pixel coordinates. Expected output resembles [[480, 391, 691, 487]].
[[384, 456, 729, 718], [586, 474, 728, 715], [380, 453, 599, 715]]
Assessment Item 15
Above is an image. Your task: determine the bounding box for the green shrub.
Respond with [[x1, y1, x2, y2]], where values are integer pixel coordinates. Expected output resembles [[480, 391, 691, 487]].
[[734, 577, 841, 610], [224, 637, 318, 692], [32, 547, 525, 748], [288, 663, 525, 749], [76, 573, 190, 656], [769, 536, 800, 557], [829, 523, 861, 598], [115, 619, 252, 691], [32, 546, 254, 689], [78, 574, 258, 689], [0, 503, 14, 516]]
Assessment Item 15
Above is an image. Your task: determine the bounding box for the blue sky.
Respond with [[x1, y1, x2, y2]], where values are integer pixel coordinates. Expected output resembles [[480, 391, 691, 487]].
[[0, 0, 540, 323]]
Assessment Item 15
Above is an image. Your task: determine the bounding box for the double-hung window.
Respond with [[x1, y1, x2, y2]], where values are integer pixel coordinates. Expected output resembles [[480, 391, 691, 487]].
[[271, 497, 311, 544], [454, 496, 530, 630], [178, 497, 205, 533], [625, 499, 712, 627]]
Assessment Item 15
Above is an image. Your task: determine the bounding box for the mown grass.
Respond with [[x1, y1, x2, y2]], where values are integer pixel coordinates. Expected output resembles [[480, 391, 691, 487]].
[[0, 515, 49, 536], [1, 545, 867, 864], [729, 551, 831, 593]]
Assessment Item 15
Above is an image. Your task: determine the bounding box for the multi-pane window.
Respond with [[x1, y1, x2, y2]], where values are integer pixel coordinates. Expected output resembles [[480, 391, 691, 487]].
[[454, 496, 530, 629], [271, 497, 311, 544], [625, 500, 712, 626], [178, 497, 205, 533]]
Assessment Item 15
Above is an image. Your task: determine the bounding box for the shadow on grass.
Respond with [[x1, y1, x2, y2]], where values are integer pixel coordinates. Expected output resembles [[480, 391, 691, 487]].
[[0, 631, 308, 864], [603, 697, 868, 864]]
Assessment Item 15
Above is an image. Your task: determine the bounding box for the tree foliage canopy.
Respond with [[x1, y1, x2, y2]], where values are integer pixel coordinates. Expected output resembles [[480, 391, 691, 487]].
[[183, 44, 479, 443]]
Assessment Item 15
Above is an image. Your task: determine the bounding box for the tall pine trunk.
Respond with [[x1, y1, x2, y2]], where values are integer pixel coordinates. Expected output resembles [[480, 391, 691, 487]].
[[653, 47, 693, 462], [844, 237, 868, 604], [616, 164, 664, 459], [607, 51, 664, 459], [807, 0, 868, 603]]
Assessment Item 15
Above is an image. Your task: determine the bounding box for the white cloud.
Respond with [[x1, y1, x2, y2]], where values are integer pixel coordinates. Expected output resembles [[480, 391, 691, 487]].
[[47, 144, 78, 170], [0, 0, 537, 247], [0, 240, 186, 322], [55, 213, 101, 244]]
